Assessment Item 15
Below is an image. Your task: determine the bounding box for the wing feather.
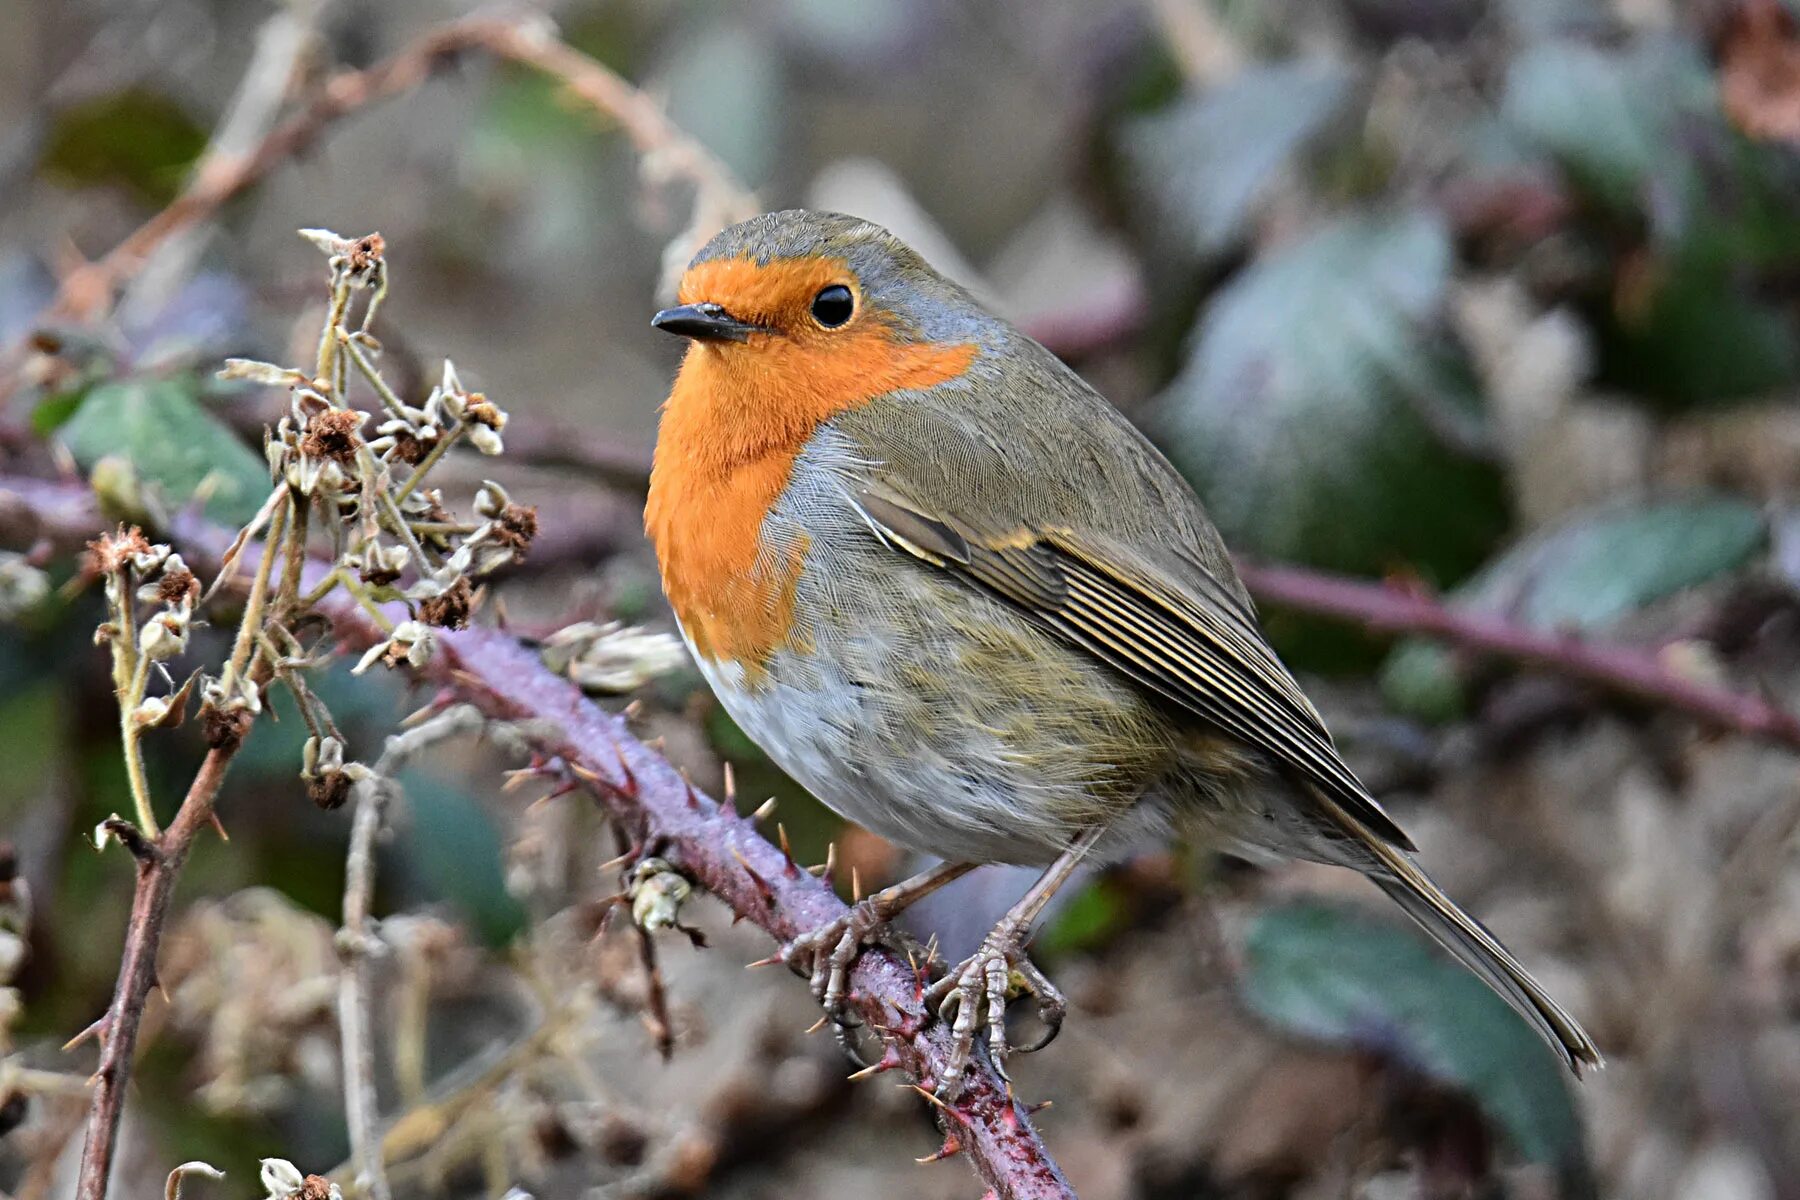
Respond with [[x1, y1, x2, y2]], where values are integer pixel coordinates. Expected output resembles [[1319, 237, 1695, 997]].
[[851, 484, 1414, 851]]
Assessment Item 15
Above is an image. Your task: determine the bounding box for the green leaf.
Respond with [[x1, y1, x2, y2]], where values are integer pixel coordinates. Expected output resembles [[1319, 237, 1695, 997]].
[[1380, 497, 1766, 717], [1500, 38, 1714, 215], [1457, 497, 1765, 630], [1500, 37, 1800, 406], [400, 769, 527, 948], [1153, 210, 1507, 579], [39, 88, 207, 206], [1124, 62, 1352, 261], [1241, 901, 1590, 1182], [31, 389, 86, 436], [58, 378, 269, 526]]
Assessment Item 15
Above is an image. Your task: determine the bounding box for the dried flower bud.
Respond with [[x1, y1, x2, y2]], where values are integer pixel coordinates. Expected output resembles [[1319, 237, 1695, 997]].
[[128, 542, 171, 576], [132, 696, 171, 728], [165, 1161, 227, 1200], [352, 621, 434, 675], [259, 1157, 306, 1200], [473, 480, 510, 520], [546, 622, 688, 693], [468, 423, 504, 456], [462, 395, 506, 431], [219, 358, 307, 387], [357, 543, 409, 587], [629, 858, 692, 933], [139, 610, 190, 661]]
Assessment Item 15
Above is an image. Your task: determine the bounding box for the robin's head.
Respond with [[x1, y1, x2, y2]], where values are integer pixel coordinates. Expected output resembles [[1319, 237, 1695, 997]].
[[649, 213, 988, 456], [654, 210, 988, 350]]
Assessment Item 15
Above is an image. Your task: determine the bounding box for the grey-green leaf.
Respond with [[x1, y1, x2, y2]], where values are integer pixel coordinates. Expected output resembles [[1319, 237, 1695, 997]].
[[58, 378, 268, 526], [1242, 901, 1590, 1184], [1380, 497, 1766, 717], [1124, 62, 1352, 261], [1154, 209, 1507, 578]]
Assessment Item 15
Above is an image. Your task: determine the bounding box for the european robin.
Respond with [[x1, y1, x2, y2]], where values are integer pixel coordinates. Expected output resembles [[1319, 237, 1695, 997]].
[[645, 210, 1601, 1089]]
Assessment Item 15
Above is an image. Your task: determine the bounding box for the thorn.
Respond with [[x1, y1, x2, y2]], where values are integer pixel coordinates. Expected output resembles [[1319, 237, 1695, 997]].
[[408, 689, 460, 726], [846, 1046, 901, 1081], [525, 779, 579, 813], [851, 866, 862, 905], [622, 698, 644, 722], [745, 954, 783, 969], [808, 841, 837, 884], [502, 762, 549, 792], [647, 735, 666, 754], [752, 796, 777, 823], [804, 1014, 830, 1035], [1025, 1099, 1054, 1116], [597, 845, 639, 875], [777, 823, 799, 877], [908, 1083, 952, 1113], [611, 745, 638, 796], [63, 1015, 107, 1053], [722, 761, 736, 805], [710, 768, 736, 818], [916, 1134, 961, 1164], [730, 848, 776, 907], [567, 760, 602, 786], [208, 812, 230, 842]]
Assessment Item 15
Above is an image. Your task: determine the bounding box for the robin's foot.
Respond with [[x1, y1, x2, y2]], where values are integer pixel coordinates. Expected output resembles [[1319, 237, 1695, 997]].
[[926, 928, 1066, 1096], [772, 860, 978, 1022], [777, 900, 891, 1020]]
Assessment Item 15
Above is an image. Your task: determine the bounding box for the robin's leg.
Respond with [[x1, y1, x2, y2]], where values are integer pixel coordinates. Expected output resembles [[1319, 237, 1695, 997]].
[[926, 825, 1104, 1097], [778, 859, 978, 1019]]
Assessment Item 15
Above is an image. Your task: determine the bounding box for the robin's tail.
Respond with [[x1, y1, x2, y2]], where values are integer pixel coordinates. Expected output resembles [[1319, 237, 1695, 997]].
[[1308, 788, 1604, 1075]]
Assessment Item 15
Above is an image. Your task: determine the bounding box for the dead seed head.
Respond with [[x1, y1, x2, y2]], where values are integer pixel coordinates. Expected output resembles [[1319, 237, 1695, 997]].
[[419, 576, 474, 629], [307, 771, 353, 811], [347, 234, 385, 276], [299, 408, 366, 464], [496, 503, 539, 553], [390, 430, 429, 465], [200, 702, 254, 752], [86, 525, 152, 575], [158, 566, 200, 606]]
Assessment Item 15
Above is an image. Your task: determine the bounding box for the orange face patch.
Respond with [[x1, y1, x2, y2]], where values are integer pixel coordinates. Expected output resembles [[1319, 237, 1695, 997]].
[[645, 255, 977, 683]]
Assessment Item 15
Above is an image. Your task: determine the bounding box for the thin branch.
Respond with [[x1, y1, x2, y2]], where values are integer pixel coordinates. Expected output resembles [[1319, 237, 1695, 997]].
[[1235, 559, 1800, 747], [336, 706, 487, 1200], [1, 10, 755, 399], [73, 746, 241, 1200]]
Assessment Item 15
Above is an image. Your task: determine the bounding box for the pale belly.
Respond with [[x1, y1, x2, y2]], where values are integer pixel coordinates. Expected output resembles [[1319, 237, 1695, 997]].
[[677, 591, 1185, 868]]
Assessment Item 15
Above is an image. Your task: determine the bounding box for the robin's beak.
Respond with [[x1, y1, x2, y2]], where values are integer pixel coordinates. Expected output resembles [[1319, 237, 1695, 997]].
[[651, 302, 763, 344]]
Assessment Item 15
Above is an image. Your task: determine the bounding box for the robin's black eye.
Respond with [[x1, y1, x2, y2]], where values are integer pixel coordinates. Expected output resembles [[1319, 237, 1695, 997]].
[[811, 284, 854, 328]]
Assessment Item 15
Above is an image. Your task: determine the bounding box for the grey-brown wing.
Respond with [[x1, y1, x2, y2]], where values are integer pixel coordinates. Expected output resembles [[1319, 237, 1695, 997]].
[[849, 483, 1415, 852]]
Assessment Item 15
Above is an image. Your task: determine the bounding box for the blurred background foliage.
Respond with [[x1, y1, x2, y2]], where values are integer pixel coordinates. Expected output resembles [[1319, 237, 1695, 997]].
[[4, 0, 1800, 1197]]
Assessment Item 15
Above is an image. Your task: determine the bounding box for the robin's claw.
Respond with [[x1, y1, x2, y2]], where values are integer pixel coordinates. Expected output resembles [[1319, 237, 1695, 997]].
[[925, 930, 1065, 1098], [774, 899, 894, 1024]]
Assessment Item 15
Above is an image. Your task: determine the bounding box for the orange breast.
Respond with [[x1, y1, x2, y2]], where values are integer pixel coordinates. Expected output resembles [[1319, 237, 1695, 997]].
[[645, 260, 976, 685]]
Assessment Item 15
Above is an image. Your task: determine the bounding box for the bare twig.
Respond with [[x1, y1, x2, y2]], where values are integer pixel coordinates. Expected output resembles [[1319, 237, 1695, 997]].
[[1, 10, 754, 401], [1235, 559, 1800, 748], [74, 747, 240, 1200], [119, 0, 331, 325], [337, 705, 487, 1200]]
